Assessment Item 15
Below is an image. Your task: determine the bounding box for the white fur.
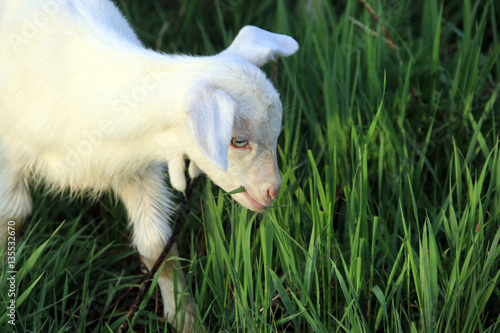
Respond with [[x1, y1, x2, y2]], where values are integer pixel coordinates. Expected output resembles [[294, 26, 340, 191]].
[[0, 0, 298, 331]]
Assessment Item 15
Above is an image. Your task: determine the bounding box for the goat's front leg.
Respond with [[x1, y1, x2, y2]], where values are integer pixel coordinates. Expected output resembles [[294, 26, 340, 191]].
[[115, 166, 196, 333]]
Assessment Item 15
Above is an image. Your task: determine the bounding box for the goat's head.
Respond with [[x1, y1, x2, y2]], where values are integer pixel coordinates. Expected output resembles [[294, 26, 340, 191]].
[[182, 26, 298, 212]]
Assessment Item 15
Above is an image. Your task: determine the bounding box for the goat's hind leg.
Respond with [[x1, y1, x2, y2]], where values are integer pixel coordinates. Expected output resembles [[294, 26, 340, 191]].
[[115, 166, 197, 333], [0, 164, 32, 244]]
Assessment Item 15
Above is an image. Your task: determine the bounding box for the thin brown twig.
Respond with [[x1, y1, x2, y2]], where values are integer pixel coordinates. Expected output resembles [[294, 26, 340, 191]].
[[348, 17, 398, 49], [115, 177, 200, 333], [359, 0, 396, 50], [108, 276, 144, 315]]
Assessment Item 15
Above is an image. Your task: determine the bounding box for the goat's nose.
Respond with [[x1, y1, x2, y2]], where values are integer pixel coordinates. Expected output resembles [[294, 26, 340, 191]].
[[267, 186, 280, 201]]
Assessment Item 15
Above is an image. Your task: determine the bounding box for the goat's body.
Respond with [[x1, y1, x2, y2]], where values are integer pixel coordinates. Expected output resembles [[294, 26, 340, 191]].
[[0, 0, 298, 331], [1, 0, 189, 193]]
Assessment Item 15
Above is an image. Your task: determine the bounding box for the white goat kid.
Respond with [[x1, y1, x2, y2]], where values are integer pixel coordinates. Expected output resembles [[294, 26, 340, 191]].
[[0, 0, 298, 331]]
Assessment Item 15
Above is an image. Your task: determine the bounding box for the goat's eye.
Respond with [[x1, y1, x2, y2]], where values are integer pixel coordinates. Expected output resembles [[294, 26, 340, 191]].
[[231, 138, 249, 148]]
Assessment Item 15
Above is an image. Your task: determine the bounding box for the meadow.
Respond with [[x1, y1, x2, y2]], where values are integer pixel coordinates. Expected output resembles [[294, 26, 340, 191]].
[[1, 0, 499, 332]]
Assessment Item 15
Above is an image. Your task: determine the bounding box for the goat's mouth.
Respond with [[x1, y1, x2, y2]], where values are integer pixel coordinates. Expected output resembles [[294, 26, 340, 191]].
[[243, 192, 266, 211]]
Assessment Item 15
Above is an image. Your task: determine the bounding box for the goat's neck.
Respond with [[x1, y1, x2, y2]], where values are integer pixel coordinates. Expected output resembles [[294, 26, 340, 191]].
[[93, 49, 207, 159]]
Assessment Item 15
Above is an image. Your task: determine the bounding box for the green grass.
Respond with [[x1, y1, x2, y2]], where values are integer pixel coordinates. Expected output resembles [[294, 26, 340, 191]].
[[2, 0, 500, 332]]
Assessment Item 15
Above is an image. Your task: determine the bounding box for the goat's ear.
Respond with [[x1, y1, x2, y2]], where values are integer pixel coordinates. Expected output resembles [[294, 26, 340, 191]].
[[224, 26, 299, 67], [186, 82, 236, 171]]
